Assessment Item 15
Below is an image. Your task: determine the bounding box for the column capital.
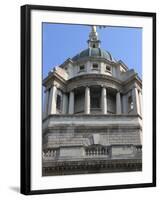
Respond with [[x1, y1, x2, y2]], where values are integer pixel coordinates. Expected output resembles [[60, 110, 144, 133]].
[[132, 86, 138, 90], [70, 90, 74, 93], [101, 84, 106, 88], [51, 83, 58, 88], [116, 90, 121, 93], [68, 88, 75, 93], [85, 85, 90, 88]]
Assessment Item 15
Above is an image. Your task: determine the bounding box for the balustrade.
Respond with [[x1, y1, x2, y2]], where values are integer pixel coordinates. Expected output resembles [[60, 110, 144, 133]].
[[42, 149, 57, 160], [86, 147, 107, 156]]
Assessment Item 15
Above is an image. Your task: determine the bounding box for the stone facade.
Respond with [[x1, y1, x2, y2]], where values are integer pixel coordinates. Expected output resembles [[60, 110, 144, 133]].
[[42, 26, 142, 176]]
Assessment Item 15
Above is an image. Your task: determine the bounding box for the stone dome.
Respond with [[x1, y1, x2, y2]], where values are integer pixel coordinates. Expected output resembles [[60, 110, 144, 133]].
[[72, 47, 116, 62]]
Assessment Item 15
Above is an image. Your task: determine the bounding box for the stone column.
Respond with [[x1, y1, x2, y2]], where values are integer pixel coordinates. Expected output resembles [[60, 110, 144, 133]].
[[132, 87, 140, 115], [68, 91, 74, 114], [43, 89, 49, 118], [85, 87, 90, 114], [101, 87, 107, 114], [139, 91, 142, 116], [62, 93, 68, 114], [48, 85, 57, 115], [116, 91, 122, 114]]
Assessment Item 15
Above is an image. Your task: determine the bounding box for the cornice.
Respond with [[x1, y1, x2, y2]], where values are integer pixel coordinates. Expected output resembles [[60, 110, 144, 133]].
[[74, 56, 117, 66], [122, 74, 142, 88], [43, 71, 67, 87], [66, 74, 122, 92], [68, 73, 122, 84]]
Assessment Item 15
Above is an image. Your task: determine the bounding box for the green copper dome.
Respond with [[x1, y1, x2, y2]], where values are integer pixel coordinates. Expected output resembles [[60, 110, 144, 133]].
[[72, 47, 116, 62]]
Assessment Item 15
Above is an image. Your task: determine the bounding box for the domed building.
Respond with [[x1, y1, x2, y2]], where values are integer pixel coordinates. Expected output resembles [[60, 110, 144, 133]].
[[42, 26, 142, 176]]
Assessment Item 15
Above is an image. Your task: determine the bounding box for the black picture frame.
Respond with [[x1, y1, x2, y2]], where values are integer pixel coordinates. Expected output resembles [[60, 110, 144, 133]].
[[21, 4, 156, 195]]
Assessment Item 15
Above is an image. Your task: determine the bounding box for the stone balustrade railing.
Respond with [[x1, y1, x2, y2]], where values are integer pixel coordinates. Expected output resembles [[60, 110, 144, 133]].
[[85, 147, 107, 156], [42, 150, 57, 160]]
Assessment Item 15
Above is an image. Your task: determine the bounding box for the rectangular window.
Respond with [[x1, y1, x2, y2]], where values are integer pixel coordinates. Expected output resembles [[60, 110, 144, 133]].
[[79, 65, 85, 71], [128, 95, 133, 111], [92, 63, 98, 70], [106, 65, 111, 72]]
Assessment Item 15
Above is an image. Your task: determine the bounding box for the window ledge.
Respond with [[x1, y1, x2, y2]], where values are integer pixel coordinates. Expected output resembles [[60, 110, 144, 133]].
[[78, 70, 87, 73], [105, 70, 112, 73], [92, 68, 100, 71]]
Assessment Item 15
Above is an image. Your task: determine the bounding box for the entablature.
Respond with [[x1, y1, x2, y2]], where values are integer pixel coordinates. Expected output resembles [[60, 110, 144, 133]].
[[66, 74, 122, 92]]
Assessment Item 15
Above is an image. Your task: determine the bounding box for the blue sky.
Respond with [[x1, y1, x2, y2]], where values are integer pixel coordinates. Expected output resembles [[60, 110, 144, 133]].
[[42, 23, 142, 78]]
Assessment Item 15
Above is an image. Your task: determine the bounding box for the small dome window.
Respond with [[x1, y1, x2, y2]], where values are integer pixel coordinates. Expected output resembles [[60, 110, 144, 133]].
[[92, 63, 99, 70], [106, 65, 111, 72], [79, 65, 85, 72]]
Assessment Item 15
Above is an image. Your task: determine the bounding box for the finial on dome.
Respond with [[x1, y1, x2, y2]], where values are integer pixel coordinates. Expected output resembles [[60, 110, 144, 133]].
[[87, 25, 101, 48], [91, 25, 97, 33]]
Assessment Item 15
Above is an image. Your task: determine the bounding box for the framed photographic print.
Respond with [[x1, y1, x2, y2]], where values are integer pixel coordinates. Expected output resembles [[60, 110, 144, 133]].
[[21, 4, 156, 195]]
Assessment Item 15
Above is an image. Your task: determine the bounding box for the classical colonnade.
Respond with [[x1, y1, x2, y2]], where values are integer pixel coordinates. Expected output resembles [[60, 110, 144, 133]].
[[44, 85, 142, 117]]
